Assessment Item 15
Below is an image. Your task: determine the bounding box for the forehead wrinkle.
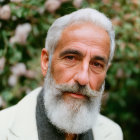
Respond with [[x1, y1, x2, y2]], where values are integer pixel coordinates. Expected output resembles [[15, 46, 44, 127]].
[[61, 23, 110, 49]]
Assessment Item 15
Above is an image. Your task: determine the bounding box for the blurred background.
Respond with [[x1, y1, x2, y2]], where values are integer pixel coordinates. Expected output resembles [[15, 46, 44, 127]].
[[0, 0, 140, 139]]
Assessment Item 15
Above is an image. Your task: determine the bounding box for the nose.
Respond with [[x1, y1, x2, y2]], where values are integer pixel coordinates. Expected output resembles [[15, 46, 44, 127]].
[[74, 63, 89, 86]]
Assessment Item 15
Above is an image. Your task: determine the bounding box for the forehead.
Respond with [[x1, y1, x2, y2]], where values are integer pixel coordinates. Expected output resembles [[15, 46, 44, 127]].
[[54, 22, 110, 59]]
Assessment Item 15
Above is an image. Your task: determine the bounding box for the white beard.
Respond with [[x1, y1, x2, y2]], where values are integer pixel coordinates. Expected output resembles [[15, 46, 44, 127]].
[[43, 65, 105, 134]]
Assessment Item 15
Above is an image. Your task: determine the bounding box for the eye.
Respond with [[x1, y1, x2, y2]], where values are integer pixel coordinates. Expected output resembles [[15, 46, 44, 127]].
[[63, 55, 77, 66], [93, 62, 102, 67], [90, 60, 105, 73], [65, 56, 75, 60]]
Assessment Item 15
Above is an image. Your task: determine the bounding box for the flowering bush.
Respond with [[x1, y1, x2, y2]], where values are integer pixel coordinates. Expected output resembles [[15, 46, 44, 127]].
[[0, 0, 140, 139]]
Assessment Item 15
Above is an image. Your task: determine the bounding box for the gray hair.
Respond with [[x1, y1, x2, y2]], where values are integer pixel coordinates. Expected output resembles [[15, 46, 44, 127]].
[[45, 8, 115, 64]]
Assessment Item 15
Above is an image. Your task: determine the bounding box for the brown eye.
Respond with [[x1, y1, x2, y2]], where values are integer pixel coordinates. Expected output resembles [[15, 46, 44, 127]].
[[63, 55, 78, 66], [93, 62, 102, 67], [66, 56, 75, 60], [90, 61, 105, 74]]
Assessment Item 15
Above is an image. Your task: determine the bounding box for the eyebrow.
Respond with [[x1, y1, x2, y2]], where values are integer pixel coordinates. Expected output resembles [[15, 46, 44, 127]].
[[59, 49, 83, 57], [92, 56, 107, 64]]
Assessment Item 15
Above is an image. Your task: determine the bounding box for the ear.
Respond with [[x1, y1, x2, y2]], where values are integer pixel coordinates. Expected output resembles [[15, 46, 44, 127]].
[[41, 48, 49, 77]]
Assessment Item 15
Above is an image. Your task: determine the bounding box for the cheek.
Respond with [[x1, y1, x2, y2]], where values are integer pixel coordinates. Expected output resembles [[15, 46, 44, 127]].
[[89, 72, 106, 90], [51, 63, 75, 84]]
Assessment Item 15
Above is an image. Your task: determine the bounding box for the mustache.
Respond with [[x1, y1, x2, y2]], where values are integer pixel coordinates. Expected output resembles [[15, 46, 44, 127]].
[[55, 83, 102, 98]]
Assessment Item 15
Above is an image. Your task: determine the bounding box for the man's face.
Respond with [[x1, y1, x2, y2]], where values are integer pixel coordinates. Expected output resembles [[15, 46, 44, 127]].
[[51, 22, 110, 99], [42, 22, 110, 134]]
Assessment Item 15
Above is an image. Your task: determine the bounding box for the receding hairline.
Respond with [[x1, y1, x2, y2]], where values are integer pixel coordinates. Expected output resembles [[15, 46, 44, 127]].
[[61, 21, 110, 38], [56, 21, 110, 51]]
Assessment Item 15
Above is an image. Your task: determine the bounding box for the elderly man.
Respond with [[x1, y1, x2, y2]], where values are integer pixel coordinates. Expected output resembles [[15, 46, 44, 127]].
[[0, 8, 123, 140]]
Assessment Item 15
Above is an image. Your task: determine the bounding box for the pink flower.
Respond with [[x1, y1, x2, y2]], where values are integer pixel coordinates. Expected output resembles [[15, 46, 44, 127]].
[[0, 5, 11, 20], [10, 23, 32, 45], [73, 0, 83, 8], [25, 70, 36, 78], [45, 0, 61, 13], [8, 74, 18, 86], [116, 68, 124, 78], [11, 63, 26, 76]]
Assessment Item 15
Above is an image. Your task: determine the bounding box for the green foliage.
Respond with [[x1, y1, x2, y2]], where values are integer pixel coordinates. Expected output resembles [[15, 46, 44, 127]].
[[0, 0, 140, 139]]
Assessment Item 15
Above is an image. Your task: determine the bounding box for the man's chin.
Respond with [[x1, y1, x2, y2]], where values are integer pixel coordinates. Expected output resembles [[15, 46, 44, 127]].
[[47, 102, 97, 134], [44, 91, 100, 134], [62, 96, 87, 114]]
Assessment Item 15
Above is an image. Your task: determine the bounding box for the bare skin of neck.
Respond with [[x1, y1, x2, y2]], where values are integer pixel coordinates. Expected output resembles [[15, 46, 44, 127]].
[[65, 133, 77, 140]]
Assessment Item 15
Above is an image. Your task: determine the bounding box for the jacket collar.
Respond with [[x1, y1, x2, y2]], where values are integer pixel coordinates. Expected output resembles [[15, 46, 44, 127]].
[[8, 87, 42, 140]]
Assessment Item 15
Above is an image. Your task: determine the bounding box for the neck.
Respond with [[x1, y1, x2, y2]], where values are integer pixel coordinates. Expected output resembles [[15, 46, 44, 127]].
[[65, 133, 77, 140]]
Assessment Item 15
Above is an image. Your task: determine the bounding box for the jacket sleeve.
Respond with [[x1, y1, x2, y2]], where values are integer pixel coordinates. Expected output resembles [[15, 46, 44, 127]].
[[93, 114, 123, 140]]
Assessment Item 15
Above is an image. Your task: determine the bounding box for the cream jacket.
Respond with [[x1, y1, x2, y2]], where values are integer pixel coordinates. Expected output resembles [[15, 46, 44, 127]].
[[0, 87, 123, 140]]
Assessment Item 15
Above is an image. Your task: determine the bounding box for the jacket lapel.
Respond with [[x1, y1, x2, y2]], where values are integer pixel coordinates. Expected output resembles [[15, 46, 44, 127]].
[[8, 87, 42, 140]]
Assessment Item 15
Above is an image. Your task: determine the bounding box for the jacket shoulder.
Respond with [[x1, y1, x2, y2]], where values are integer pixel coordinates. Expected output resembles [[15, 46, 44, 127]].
[[93, 114, 123, 140], [0, 87, 42, 139]]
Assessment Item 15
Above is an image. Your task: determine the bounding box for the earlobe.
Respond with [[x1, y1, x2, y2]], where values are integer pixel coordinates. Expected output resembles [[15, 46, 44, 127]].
[[41, 48, 49, 77]]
